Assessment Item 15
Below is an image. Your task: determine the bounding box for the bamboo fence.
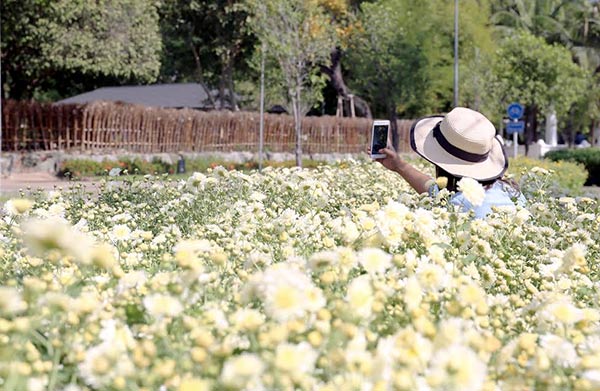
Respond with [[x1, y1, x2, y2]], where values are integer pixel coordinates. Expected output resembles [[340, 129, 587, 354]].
[[1, 100, 413, 154]]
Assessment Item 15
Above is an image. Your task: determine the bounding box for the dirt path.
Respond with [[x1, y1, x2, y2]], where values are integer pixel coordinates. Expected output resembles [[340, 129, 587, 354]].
[[0, 172, 101, 196]]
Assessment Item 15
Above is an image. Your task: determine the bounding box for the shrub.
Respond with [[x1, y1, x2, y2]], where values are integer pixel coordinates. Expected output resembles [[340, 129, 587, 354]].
[[544, 148, 600, 186], [57, 157, 329, 178], [508, 156, 588, 196], [57, 159, 106, 178]]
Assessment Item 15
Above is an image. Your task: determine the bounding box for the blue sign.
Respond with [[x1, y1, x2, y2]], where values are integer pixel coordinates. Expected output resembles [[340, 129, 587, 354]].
[[506, 121, 525, 135], [507, 102, 524, 120]]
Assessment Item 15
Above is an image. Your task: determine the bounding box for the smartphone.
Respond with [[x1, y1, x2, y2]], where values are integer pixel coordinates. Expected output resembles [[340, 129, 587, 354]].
[[370, 120, 390, 159]]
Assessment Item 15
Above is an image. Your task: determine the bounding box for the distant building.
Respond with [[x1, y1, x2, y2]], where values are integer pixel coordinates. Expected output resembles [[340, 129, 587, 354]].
[[55, 83, 239, 110]]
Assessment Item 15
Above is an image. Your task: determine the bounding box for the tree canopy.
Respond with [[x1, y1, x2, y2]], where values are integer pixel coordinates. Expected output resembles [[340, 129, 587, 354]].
[[1, 0, 598, 143], [1, 0, 161, 100]]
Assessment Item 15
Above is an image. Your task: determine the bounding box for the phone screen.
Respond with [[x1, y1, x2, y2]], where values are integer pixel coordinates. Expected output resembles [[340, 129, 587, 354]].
[[372, 125, 389, 153]]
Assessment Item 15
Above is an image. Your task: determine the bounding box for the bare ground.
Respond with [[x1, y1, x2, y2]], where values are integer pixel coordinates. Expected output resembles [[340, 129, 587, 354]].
[[0, 172, 103, 196]]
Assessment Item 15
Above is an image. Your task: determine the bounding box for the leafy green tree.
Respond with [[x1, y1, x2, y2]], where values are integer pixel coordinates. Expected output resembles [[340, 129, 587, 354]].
[[489, 31, 586, 149], [158, 0, 255, 109], [1, 0, 162, 100], [346, 0, 498, 140], [491, 0, 600, 143], [247, 0, 337, 167], [562, 0, 600, 144], [346, 0, 447, 146]]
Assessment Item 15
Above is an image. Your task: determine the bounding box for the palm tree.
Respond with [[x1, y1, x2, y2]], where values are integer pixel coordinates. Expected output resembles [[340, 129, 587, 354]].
[[492, 0, 574, 44]]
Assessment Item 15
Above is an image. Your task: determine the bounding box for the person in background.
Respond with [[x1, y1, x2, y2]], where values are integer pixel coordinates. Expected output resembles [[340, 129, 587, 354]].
[[376, 107, 525, 219], [574, 131, 590, 147]]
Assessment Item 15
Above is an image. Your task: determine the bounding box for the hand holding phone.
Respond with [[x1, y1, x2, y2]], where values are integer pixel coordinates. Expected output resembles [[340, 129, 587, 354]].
[[370, 120, 390, 159]]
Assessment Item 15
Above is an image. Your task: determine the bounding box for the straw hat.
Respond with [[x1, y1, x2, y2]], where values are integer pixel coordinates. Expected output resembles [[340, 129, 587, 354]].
[[410, 107, 508, 181]]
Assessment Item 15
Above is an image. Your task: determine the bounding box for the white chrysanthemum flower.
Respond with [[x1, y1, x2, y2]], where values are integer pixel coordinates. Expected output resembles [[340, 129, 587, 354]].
[[98, 319, 135, 350], [515, 208, 531, 223], [4, 198, 34, 215], [457, 177, 486, 207], [220, 353, 265, 389], [246, 263, 323, 321], [249, 191, 267, 202], [0, 286, 27, 315], [60, 384, 83, 391], [375, 201, 410, 246], [559, 243, 587, 273], [426, 344, 487, 391], [27, 376, 47, 391], [540, 298, 584, 325], [78, 342, 135, 389], [390, 328, 434, 370], [47, 202, 66, 217], [308, 250, 340, 270], [143, 294, 184, 318], [415, 263, 449, 292], [403, 277, 423, 312], [21, 217, 95, 263], [341, 219, 360, 243], [428, 245, 446, 264], [433, 318, 471, 349], [274, 342, 318, 379], [117, 270, 148, 294], [244, 251, 272, 269], [345, 331, 373, 371], [111, 212, 133, 223], [231, 308, 265, 331], [173, 239, 212, 268], [346, 275, 373, 318], [539, 334, 579, 368], [458, 282, 486, 306], [582, 370, 600, 387], [152, 233, 167, 245], [110, 224, 131, 242], [357, 248, 392, 274]]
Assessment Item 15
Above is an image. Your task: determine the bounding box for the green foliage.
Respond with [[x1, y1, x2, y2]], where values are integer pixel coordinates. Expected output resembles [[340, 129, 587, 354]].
[[489, 31, 587, 119], [508, 156, 588, 196], [246, 0, 338, 165], [246, 0, 336, 115], [158, 0, 255, 109], [57, 157, 329, 178], [57, 158, 172, 178], [545, 148, 600, 186], [346, 0, 497, 118], [1, 0, 161, 100]]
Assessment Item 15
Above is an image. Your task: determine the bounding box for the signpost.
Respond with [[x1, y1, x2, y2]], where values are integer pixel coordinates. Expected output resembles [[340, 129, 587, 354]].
[[506, 103, 524, 158]]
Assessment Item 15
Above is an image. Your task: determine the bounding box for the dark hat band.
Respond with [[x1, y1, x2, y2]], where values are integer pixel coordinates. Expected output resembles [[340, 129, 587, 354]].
[[432, 122, 489, 163]]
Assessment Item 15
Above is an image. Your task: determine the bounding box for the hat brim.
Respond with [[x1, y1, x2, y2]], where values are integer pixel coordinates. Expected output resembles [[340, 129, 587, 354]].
[[410, 116, 508, 181]]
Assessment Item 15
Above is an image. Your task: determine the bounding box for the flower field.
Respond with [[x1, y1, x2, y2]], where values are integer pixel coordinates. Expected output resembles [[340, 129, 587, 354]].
[[1, 160, 600, 391]]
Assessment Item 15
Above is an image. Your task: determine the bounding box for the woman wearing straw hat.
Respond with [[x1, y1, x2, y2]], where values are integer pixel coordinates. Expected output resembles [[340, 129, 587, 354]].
[[376, 107, 524, 219]]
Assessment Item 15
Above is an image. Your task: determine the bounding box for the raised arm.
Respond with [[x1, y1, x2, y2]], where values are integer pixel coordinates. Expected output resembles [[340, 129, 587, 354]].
[[376, 147, 433, 195]]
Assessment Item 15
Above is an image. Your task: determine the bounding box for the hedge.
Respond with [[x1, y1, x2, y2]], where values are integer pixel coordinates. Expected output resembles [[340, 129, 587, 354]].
[[508, 156, 588, 196], [544, 148, 600, 186]]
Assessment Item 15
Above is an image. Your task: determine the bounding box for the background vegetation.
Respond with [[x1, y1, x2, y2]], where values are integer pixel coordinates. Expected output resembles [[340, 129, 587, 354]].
[[2, 0, 600, 148], [545, 147, 600, 186]]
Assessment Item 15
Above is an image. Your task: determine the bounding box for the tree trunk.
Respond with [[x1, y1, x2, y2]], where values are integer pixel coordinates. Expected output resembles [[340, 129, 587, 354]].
[[591, 118, 597, 146], [524, 104, 538, 156], [226, 58, 238, 111], [321, 47, 372, 118], [388, 103, 399, 151], [189, 40, 215, 108], [292, 84, 303, 168], [219, 71, 226, 110]]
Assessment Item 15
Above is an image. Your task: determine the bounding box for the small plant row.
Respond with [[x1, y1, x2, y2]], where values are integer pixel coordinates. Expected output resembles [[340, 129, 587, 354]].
[[57, 156, 328, 178]]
